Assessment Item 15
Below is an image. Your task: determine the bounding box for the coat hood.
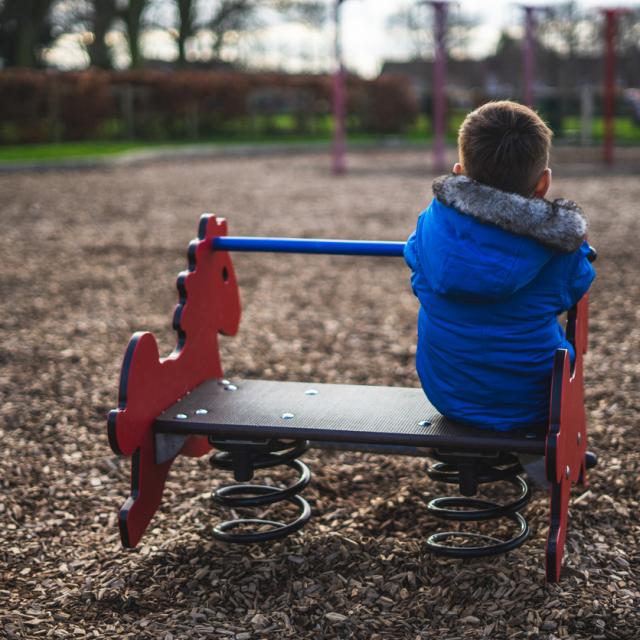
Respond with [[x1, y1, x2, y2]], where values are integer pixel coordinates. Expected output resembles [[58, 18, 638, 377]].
[[432, 174, 588, 253], [412, 176, 588, 301]]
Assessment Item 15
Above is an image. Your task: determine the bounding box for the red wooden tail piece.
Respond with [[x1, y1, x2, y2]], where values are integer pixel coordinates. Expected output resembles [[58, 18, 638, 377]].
[[107, 215, 241, 548], [545, 295, 589, 582]]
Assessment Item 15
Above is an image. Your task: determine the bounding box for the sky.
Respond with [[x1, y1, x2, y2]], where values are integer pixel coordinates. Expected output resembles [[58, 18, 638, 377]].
[[45, 0, 640, 77]]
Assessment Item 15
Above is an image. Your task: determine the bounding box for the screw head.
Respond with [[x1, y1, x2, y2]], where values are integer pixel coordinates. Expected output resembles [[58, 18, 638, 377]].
[[281, 413, 295, 420], [176, 413, 188, 420], [304, 389, 319, 396], [224, 384, 237, 391], [418, 420, 431, 427], [566, 465, 571, 479], [195, 409, 208, 415], [577, 432, 582, 445]]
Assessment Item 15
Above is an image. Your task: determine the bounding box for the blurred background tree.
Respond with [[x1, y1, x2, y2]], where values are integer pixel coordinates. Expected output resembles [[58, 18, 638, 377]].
[[51, 0, 152, 69], [0, 0, 325, 70], [617, 9, 640, 84], [153, 0, 326, 67], [50, 0, 118, 68], [89, 1, 118, 68], [120, 0, 149, 68], [538, 1, 599, 88], [0, 0, 56, 67], [387, 0, 476, 60], [538, 1, 596, 57]]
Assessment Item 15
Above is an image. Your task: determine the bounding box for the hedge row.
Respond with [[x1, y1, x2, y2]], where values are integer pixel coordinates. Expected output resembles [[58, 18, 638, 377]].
[[0, 70, 419, 144]]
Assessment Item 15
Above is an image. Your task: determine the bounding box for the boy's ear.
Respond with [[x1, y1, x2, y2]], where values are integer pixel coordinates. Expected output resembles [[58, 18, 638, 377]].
[[533, 168, 552, 198], [453, 162, 463, 175]]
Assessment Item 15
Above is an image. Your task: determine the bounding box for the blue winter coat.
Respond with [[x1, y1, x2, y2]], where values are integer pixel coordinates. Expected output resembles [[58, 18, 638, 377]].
[[405, 175, 596, 431]]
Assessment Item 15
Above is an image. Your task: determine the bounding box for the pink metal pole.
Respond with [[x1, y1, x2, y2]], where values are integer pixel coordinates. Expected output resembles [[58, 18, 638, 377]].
[[430, 1, 448, 173], [332, 0, 347, 175], [602, 9, 617, 165], [523, 6, 535, 108]]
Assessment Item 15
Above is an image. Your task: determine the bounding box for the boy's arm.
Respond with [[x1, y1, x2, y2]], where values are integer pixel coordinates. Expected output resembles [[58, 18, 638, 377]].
[[561, 240, 596, 311], [404, 229, 427, 298], [404, 230, 419, 273]]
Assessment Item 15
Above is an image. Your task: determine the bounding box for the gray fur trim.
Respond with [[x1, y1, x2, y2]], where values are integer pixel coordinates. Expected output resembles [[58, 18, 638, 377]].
[[432, 174, 587, 253]]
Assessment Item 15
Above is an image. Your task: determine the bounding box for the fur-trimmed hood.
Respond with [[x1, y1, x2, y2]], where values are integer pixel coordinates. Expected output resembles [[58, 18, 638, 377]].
[[432, 174, 587, 253], [407, 176, 592, 301]]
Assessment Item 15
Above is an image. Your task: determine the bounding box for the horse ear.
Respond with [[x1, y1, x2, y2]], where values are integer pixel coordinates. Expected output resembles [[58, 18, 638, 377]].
[[198, 213, 227, 240]]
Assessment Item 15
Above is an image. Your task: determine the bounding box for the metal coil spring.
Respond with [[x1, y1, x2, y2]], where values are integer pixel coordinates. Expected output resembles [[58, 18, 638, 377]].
[[209, 438, 312, 544], [425, 455, 533, 558]]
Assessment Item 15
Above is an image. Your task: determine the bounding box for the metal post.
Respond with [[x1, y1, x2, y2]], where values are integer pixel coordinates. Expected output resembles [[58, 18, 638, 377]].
[[580, 84, 594, 146], [523, 6, 535, 108], [429, 1, 448, 174], [122, 85, 135, 139], [332, 0, 347, 175], [602, 9, 617, 165], [520, 5, 550, 109]]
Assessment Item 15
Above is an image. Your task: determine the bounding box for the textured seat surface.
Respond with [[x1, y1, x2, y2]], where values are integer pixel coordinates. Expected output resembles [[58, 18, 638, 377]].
[[154, 379, 546, 454]]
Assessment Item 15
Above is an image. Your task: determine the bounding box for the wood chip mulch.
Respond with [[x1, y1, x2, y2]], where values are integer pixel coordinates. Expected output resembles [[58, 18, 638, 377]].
[[1, 150, 638, 639]]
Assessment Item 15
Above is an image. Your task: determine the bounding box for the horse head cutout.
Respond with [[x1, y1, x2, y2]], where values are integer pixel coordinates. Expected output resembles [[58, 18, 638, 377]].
[[107, 214, 241, 547]]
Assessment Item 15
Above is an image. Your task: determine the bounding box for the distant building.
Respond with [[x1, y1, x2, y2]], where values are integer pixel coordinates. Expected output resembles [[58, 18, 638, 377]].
[[379, 48, 628, 107]]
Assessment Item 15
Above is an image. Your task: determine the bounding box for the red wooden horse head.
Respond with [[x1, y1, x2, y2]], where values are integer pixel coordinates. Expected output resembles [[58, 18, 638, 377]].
[[107, 214, 241, 547]]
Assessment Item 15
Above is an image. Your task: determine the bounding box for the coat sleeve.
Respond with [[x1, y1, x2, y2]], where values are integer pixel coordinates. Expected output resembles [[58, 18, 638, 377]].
[[561, 240, 596, 310], [404, 221, 427, 298], [404, 230, 419, 273], [404, 230, 421, 297]]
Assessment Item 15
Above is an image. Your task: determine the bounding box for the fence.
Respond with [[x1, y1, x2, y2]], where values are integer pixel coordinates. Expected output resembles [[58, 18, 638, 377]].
[[0, 70, 419, 145], [1, 70, 638, 146]]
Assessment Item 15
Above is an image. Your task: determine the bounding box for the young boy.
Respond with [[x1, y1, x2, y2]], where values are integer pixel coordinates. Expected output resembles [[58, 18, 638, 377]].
[[404, 100, 596, 431]]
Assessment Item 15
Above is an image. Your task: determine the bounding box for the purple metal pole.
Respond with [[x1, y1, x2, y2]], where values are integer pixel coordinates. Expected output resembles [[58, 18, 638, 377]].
[[430, 1, 448, 173], [602, 9, 620, 165], [523, 6, 535, 108], [332, 0, 347, 175]]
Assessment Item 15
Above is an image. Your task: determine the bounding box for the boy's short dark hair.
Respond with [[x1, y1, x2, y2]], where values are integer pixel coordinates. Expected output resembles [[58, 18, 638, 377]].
[[458, 100, 553, 196]]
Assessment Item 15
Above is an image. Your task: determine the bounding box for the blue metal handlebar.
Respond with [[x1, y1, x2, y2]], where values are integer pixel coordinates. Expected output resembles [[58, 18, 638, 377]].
[[212, 236, 406, 257]]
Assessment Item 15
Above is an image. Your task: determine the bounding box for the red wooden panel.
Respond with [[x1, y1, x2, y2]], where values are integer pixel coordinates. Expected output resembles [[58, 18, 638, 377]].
[[107, 214, 241, 548], [545, 295, 589, 582]]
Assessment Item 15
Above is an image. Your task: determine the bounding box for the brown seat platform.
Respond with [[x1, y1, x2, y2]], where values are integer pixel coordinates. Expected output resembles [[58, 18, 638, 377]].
[[154, 378, 546, 455]]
